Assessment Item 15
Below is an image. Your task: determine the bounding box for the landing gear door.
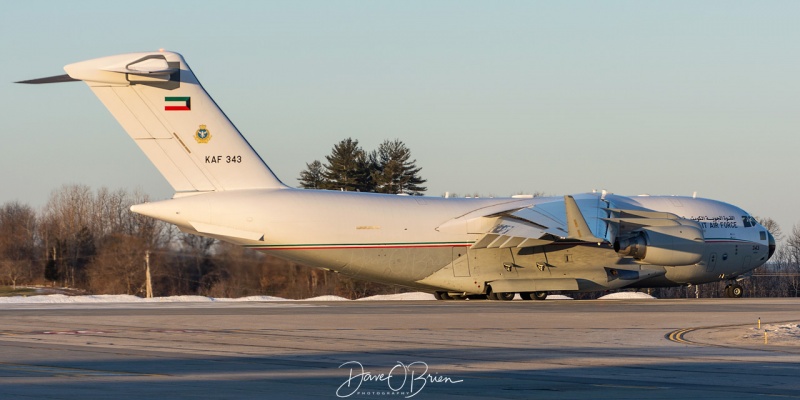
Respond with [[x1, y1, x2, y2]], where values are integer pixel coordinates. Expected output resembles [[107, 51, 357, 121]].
[[452, 248, 470, 277]]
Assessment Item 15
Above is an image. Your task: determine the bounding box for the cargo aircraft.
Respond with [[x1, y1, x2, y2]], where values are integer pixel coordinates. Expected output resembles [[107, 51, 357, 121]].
[[19, 51, 775, 300]]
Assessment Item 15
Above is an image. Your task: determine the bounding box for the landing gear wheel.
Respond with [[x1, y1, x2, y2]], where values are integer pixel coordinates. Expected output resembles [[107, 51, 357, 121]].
[[496, 292, 515, 301], [724, 284, 733, 298], [433, 291, 452, 300], [486, 286, 513, 300], [533, 291, 548, 301], [520, 292, 533, 301], [730, 284, 744, 298]]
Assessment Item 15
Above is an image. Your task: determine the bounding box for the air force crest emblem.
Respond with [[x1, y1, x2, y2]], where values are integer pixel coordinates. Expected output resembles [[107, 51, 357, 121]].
[[195, 124, 211, 143]]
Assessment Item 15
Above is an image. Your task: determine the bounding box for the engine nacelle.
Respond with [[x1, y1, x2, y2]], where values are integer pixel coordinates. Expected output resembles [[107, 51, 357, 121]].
[[614, 225, 705, 266]]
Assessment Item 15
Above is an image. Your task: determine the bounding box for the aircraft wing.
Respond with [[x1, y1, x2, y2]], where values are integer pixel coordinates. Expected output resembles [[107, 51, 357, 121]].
[[470, 216, 560, 249], [455, 193, 704, 251], [469, 195, 606, 249]]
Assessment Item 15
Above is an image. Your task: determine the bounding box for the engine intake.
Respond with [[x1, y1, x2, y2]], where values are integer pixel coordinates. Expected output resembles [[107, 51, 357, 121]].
[[614, 225, 705, 266]]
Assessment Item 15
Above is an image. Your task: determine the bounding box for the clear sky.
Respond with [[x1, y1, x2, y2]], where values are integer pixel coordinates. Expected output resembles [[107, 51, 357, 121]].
[[1, 1, 798, 239]]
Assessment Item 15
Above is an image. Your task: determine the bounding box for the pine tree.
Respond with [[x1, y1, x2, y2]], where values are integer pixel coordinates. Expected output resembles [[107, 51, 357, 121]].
[[322, 138, 373, 192], [371, 139, 427, 195], [72, 225, 96, 287], [298, 160, 326, 189]]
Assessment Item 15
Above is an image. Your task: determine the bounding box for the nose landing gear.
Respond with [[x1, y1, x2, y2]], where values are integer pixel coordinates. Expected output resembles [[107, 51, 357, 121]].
[[724, 283, 744, 298]]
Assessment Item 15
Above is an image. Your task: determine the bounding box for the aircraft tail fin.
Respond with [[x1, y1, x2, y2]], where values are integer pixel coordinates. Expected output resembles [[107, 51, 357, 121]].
[[31, 51, 287, 193]]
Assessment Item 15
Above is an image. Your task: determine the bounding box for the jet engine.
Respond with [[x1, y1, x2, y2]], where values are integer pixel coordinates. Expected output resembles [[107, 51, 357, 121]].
[[614, 225, 705, 266]]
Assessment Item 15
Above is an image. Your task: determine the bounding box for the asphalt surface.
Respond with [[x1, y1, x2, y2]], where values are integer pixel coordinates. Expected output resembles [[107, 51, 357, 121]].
[[0, 298, 798, 399]]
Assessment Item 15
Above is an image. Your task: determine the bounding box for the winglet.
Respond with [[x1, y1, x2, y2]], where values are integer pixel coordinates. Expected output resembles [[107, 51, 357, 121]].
[[565, 195, 604, 243]]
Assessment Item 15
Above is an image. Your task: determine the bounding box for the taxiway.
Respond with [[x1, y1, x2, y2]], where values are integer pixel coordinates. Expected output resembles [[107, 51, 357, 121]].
[[0, 298, 798, 399]]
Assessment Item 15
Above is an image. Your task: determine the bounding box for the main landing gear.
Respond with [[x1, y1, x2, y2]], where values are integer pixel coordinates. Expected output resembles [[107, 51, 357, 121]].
[[433, 291, 453, 300], [724, 283, 744, 298], [519, 292, 548, 301], [486, 285, 549, 301], [488, 291, 515, 301], [433, 288, 549, 301], [433, 291, 488, 300]]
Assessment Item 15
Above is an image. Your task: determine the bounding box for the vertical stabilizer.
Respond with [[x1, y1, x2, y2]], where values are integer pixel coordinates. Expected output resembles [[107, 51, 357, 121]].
[[61, 51, 286, 193]]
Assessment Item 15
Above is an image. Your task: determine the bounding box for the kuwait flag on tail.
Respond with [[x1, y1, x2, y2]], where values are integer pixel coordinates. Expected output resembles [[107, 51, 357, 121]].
[[165, 96, 190, 111]]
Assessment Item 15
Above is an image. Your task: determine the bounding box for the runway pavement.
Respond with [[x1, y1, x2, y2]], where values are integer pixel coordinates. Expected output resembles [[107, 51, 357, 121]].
[[0, 298, 798, 399]]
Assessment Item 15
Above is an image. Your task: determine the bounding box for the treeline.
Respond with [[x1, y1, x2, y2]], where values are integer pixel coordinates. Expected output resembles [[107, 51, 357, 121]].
[[0, 185, 398, 299], [1, 185, 799, 299]]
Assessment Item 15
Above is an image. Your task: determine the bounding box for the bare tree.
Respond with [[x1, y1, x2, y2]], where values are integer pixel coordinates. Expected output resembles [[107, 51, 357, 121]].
[[0, 261, 27, 289], [87, 234, 148, 294], [756, 216, 783, 242], [0, 201, 38, 288]]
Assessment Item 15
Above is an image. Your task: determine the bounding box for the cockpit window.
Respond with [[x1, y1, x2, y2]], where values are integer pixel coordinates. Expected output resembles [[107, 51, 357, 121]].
[[742, 216, 758, 228]]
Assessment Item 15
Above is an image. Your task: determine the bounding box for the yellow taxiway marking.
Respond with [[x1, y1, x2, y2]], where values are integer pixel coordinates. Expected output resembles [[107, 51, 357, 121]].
[[666, 328, 697, 345]]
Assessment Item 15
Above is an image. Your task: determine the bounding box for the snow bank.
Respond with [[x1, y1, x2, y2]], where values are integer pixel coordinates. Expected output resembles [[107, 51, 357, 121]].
[[357, 292, 436, 301], [597, 292, 657, 300], [743, 323, 800, 344], [144, 295, 214, 302], [0, 294, 143, 304], [302, 295, 350, 301], [0, 292, 437, 304], [0, 291, 615, 303], [213, 296, 288, 302]]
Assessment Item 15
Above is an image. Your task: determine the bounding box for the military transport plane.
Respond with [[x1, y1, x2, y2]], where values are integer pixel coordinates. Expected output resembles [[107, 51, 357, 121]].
[[20, 51, 775, 300]]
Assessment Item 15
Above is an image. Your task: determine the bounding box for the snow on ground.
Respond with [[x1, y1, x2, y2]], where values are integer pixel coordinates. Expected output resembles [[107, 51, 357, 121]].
[[204, 295, 288, 302], [743, 323, 800, 344], [0, 291, 651, 303], [0, 292, 433, 304], [302, 295, 350, 301], [357, 292, 436, 301], [597, 292, 657, 300], [0, 294, 144, 304]]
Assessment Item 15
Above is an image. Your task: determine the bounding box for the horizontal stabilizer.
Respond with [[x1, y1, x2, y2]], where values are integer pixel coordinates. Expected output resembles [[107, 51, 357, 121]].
[[16, 74, 79, 84], [102, 56, 178, 75]]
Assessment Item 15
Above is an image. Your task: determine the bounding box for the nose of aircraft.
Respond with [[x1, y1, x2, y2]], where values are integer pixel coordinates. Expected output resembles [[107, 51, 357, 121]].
[[767, 230, 776, 260]]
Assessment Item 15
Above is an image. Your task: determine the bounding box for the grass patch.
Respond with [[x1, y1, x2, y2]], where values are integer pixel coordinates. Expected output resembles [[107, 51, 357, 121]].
[[0, 286, 39, 297]]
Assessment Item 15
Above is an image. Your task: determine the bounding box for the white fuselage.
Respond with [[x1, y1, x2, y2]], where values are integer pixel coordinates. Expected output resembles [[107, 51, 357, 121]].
[[132, 189, 773, 294]]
